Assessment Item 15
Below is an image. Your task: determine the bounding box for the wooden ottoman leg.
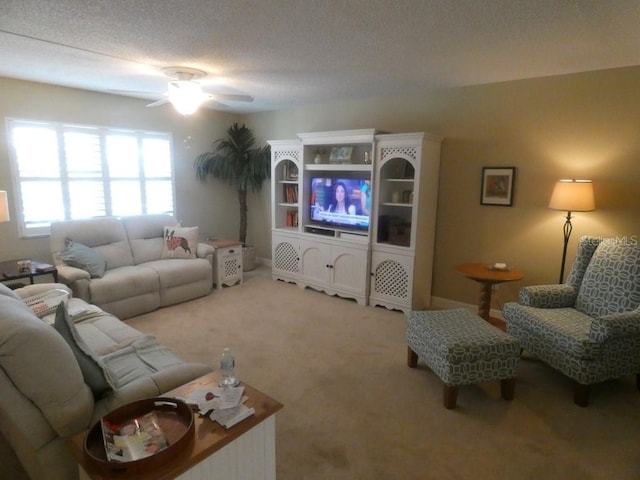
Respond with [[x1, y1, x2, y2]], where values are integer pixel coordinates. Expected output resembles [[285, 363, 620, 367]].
[[500, 378, 516, 401], [443, 385, 459, 409], [573, 383, 590, 407], [407, 347, 419, 368]]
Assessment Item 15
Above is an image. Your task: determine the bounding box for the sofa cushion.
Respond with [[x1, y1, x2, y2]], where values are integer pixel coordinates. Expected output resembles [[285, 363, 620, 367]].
[[575, 238, 640, 318], [161, 225, 198, 259], [57, 241, 106, 278], [53, 303, 114, 398], [87, 265, 159, 305], [51, 217, 134, 270], [122, 214, 177, 264]]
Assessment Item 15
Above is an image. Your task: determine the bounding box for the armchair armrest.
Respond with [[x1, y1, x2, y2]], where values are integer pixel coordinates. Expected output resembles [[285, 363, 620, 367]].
[[56, 264, 90, 283], [590, 310, 640, 342], [519, 284, 577, 308], [196, 242, 214, 262], [15, 283, 72, 300], [55, 264, 91, 301]]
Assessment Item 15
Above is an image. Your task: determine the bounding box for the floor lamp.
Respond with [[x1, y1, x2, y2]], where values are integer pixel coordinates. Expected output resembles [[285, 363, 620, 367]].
[[0, 191, 10, 223], [548, 179, 596, 284]]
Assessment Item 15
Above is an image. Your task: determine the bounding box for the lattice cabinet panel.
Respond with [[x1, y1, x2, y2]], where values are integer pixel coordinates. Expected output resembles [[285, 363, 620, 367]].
[[373, 260, 409, 299], [274, 241, 299, 274], [369, 250, 414, 313], [380, 145, 418, 162], [212, 244, 243, 290]]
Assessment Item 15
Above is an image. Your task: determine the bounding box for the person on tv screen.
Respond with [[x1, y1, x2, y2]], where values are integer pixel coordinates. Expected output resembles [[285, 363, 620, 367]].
[[360, 180, 371, 216], [327, 182, 356, 215]]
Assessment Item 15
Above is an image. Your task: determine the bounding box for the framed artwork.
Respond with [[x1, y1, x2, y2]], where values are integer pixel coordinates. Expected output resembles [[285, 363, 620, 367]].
[[481, 167, 515, 206], [329, 146, 353, 164]]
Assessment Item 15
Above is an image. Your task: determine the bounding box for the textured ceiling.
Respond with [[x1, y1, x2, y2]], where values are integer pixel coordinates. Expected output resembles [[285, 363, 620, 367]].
[[1, 0, 639, 113]]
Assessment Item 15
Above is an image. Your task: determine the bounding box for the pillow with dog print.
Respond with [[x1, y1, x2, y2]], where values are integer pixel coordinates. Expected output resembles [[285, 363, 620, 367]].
[[161, 225, 198, 259]]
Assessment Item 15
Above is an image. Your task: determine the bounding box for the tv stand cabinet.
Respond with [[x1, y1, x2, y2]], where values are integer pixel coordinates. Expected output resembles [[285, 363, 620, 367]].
[[269, 129, 441, 312]]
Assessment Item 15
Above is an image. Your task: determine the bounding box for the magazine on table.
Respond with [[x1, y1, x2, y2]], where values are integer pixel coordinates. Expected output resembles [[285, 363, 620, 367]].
[[101, 411, 169, 462]]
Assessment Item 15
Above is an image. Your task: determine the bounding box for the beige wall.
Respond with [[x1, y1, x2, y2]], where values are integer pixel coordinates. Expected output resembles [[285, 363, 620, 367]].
[[0, 78, 240, 263], [2, 66, 639, 306], [247, 66, 640, 306]]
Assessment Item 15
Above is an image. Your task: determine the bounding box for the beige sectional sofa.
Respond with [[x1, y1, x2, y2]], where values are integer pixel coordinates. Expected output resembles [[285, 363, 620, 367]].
[[50, 214, 214, 319], [0, 282, 212, 480]]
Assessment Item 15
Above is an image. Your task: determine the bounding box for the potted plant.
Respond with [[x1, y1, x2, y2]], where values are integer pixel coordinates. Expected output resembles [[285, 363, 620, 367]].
[[194, 123, 271, 271]]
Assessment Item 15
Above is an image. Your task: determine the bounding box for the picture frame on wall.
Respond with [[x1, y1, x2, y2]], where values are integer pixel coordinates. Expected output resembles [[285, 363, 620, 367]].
[[481, 167, 516, 206]]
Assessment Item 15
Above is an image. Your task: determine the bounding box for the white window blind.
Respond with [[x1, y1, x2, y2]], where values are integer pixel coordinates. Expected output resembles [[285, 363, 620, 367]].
[[7, 119, 175, 237]]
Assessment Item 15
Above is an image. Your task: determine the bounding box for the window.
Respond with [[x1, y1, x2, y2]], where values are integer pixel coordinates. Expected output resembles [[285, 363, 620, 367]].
[[7, 119, 175, 237]]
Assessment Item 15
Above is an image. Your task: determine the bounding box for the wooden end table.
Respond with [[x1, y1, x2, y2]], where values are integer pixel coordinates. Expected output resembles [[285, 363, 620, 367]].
[[0, 259, 58, 288], [68, 372, 283, 480], [202, 239, 243, 290], [455, 263, 524, 330]]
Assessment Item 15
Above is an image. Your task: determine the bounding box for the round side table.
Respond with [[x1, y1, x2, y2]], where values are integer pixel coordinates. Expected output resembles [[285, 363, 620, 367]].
[[454, 263, 524, 329]]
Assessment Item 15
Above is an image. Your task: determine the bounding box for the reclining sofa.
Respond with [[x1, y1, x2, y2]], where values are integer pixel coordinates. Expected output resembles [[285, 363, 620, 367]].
[[0, 282, 212, 480], [50, 214, 214, 319]]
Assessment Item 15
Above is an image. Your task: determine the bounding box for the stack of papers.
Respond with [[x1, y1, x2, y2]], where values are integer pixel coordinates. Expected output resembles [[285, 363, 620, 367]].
[[177, 386, 255, 429]]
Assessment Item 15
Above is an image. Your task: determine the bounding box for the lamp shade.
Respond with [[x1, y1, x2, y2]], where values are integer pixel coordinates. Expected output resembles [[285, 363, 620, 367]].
[[0, 191, 10, 222], [548, 179, 596, 212]]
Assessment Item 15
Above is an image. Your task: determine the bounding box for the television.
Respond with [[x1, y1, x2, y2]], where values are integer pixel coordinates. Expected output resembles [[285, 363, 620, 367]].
[[309, 177, 371, 231]]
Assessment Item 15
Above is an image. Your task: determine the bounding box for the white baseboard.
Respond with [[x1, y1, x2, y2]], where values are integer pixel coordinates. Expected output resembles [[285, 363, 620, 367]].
[[257, 257, 271, 267], [430, 296, 504, 320]]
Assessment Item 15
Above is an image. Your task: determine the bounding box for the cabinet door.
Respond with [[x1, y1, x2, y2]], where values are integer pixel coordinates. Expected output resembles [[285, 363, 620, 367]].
[[299, 241, 331, 286], [330, 245, 368, 296], [272, 233, 300, 281], [369, 250, 414, 313]]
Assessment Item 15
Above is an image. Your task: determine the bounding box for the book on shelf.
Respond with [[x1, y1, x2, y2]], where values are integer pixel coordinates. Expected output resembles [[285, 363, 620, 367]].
[[101, 411, 170, 463], [283, 184, 298, 203], [286, 210, 298, 227]]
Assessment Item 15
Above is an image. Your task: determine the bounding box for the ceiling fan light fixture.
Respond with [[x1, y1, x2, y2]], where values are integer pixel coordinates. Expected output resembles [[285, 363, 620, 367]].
[[168, 80, 204, 115]]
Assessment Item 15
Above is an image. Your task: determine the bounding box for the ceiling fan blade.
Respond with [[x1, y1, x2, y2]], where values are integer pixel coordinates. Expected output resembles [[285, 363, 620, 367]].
[[146, 98, 169, 107], [205, 93, 253, 103]]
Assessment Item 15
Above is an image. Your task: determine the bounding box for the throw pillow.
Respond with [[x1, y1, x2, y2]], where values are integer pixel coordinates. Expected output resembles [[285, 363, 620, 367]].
[[58, 241, 106, 278], [161, 225, 198, 259], [53, 302, 114, 398]]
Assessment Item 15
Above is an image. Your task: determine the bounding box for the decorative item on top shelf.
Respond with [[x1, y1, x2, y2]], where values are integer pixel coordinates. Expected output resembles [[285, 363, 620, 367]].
[[480, 167, 516, 206], [314, 149, 323, 164], [284, 162, 298, 180], [329, 146, 353, 164]]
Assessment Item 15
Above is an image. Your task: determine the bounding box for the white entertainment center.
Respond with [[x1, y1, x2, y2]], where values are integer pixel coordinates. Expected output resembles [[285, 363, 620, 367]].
[[268, 129, 442, 313]]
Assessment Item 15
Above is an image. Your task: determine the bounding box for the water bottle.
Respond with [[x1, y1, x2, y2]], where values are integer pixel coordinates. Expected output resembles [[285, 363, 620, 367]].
[[219, 347, 236, 387]]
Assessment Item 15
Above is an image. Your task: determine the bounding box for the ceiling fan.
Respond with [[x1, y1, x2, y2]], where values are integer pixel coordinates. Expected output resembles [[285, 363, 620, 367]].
[[137, 67, 253, 115]]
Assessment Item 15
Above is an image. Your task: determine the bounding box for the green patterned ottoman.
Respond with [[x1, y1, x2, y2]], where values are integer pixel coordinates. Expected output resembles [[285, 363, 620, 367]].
[[407, 308, 520, 409]]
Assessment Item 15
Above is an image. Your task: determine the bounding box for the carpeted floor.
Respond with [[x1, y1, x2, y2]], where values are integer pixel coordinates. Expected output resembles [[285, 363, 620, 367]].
[[126, 266, 640, 480]]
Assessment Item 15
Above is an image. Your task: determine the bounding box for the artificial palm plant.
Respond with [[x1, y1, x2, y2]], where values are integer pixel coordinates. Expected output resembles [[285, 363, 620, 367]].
[[194, 123, 271, 250]]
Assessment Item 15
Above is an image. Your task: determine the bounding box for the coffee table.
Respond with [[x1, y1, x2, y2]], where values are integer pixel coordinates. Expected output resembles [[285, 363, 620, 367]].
[[68, 373, 283, 480]]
